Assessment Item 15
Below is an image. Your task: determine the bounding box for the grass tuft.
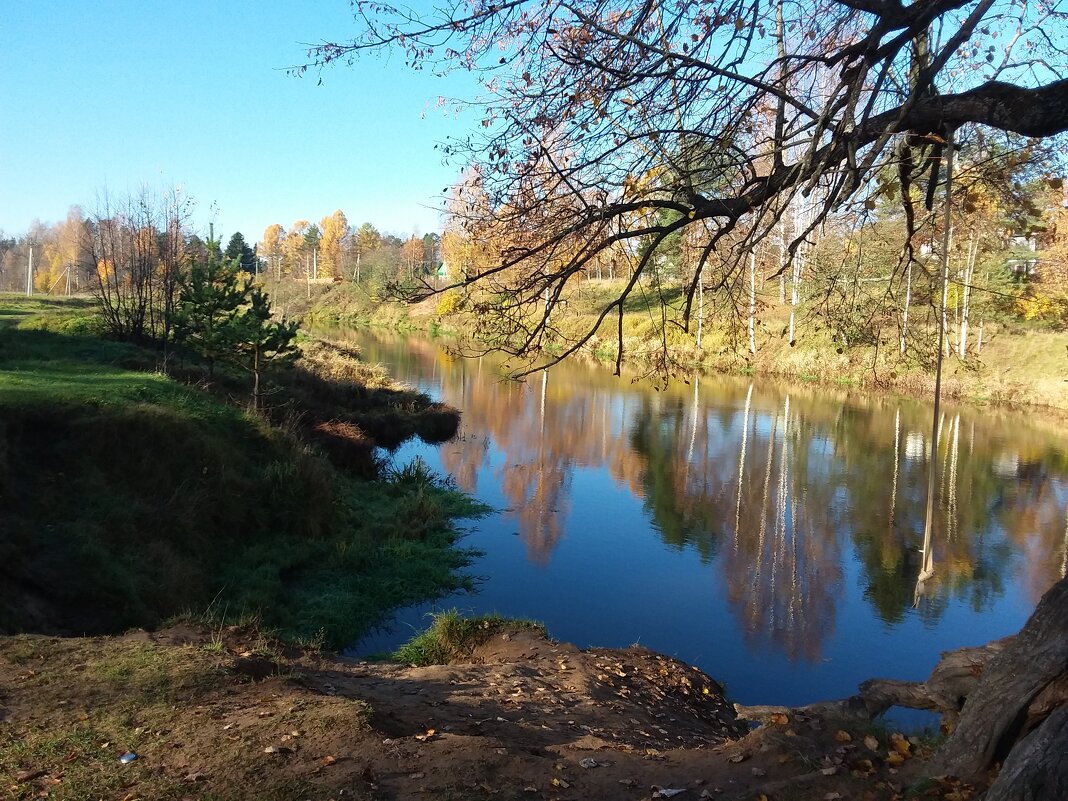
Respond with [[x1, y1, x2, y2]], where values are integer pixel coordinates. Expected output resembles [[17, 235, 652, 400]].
[[393, 609, 547, 666]]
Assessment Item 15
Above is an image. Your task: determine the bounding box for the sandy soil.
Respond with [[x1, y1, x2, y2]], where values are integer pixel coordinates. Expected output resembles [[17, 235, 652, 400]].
[[0, 625, 977, 800]]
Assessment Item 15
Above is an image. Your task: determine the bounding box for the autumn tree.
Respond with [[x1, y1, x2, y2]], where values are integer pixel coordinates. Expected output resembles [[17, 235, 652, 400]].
[[362, 233, 409, 297], [261, 223, 285, 279], [306, 0, 1068, 377], [1007, 175, 1068, 330], [282, 220, 310, 276], [318, 209, 350, 279], [87, 187, 192, 349], [401, 234, 424, 280], [36, 208, 89, 294], [440, 168, 500, 283]]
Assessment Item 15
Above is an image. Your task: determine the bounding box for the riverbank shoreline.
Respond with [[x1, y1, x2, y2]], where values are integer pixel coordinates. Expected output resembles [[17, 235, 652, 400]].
[[0, 295, 478, 646], [291, 279, 1068, 419], [0, 622, 955, 801], [3, 294, 1059, 800]]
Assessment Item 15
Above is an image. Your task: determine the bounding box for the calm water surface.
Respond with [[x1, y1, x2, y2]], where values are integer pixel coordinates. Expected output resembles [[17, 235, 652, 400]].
[[346, 330, 1068, 712]]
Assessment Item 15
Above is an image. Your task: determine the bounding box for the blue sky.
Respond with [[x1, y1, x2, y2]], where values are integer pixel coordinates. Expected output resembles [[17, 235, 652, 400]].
[[0, 1, 478, 243]]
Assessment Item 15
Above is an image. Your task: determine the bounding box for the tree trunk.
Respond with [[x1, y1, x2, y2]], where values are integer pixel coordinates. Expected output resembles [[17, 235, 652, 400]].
[[927, 575, 1068, 785], [738, 581, 1068, 798], [984, 705, 1068, 801], [959, 233, 976, 358], [748, 251, 756, 354], [788, 202, 805, 346], [696, 264, 704, 349], [900, 260, 912, 355], [777, 219, 787, 306], [941, 248, 951, 357], [855, 638, 1009, 720]]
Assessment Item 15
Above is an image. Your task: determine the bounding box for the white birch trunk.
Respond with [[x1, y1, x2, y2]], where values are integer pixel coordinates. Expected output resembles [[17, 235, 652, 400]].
[[900, 261, 912, 355], [958, 234, 977, 358], [787, 193, 817, 346], [778, 219, 787, 306], [696, 265, 704, 349], [788, 204, 805, 345], [748, 251, 757, 354], [941, 229, 952, 358]]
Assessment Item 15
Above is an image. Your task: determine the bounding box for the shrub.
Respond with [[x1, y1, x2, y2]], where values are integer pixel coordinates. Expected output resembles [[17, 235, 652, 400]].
[[435, 289, 464, 317]]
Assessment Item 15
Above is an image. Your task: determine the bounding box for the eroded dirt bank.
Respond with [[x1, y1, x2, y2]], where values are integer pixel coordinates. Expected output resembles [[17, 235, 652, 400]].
[[0, 625, 970, 800]]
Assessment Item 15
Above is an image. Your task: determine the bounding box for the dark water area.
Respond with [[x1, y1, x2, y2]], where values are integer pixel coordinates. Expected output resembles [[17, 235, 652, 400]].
[[342, 329, 1068, 717]]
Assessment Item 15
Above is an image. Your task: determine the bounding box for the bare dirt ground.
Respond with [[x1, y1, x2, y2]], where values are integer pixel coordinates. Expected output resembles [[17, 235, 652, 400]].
[[0, 625, 976, 801]]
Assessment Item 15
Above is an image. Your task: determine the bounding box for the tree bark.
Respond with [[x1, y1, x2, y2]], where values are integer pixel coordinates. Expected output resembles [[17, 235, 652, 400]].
[[851, 638, 1008, 723], [747, 252, 756, 354], [927, 575, 1068, 782], [983, 705, 1068, 801], [736, 579, 1068, 797]]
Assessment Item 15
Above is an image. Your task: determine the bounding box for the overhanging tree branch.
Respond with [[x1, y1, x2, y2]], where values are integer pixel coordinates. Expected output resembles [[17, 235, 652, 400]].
[[307, 0, 1068, 378]]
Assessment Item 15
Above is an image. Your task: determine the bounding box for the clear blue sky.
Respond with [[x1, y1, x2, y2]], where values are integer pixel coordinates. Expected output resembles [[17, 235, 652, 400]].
[[0, 1, 478, 243]]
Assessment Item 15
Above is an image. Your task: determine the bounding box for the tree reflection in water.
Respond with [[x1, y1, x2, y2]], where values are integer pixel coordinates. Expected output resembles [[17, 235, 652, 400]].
[[346, 330, 1068, 663]]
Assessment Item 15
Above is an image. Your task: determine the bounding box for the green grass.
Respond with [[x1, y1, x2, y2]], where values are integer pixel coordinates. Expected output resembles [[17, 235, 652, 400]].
[[219, 467, 485, 646], [305, 275, 1068, 413], [392, 609, 547, 666], [0, 296, 485, 648]]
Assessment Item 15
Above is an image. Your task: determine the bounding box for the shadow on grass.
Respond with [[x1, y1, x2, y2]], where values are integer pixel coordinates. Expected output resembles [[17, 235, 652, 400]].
[[0, 298, 476, 647]]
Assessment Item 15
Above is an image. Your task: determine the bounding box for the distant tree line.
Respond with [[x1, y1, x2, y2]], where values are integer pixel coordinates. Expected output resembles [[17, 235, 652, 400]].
[[0, 188, 297, 408], [258, 212, 442, 295]]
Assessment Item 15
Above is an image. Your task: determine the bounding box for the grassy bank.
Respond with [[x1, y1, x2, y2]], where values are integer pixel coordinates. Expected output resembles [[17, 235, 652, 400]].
[[391, 609, 548, 666], [0, 296, 482, 647], [299, 279, 1068, 413]]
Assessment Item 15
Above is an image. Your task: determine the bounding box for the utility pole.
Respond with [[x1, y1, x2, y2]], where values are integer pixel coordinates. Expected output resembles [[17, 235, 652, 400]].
[[26, 246, 33, 296]]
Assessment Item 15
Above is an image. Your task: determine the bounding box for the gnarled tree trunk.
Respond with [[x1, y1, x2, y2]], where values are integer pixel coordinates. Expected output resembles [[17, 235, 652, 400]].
[[927, 576, 1068, 794], [768, 576, 1068, 798], [983, 705, 1068, 801]]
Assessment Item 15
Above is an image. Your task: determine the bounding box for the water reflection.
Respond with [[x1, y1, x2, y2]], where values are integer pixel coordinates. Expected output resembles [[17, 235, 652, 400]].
[[345, 330, 1068, 663]]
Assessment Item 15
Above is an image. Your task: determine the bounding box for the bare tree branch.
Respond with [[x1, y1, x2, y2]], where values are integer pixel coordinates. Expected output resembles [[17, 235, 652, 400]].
[[306, 0, 1068, 375]]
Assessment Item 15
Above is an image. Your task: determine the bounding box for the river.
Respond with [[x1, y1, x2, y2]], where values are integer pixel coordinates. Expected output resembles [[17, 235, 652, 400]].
[[343, 329, 1068, 717]]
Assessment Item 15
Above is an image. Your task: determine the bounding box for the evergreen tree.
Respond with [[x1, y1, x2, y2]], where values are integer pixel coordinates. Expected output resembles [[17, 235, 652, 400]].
[[224, 231, 257, 273], [175, 236, 246, 378], [231, 287, 298, 410], [302, 225, 321, 256]]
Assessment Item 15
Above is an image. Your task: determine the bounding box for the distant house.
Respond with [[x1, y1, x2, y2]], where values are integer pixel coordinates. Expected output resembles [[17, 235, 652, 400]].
[[1006, 233, 1039, 278], [1010, 233, 1037, 251]]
